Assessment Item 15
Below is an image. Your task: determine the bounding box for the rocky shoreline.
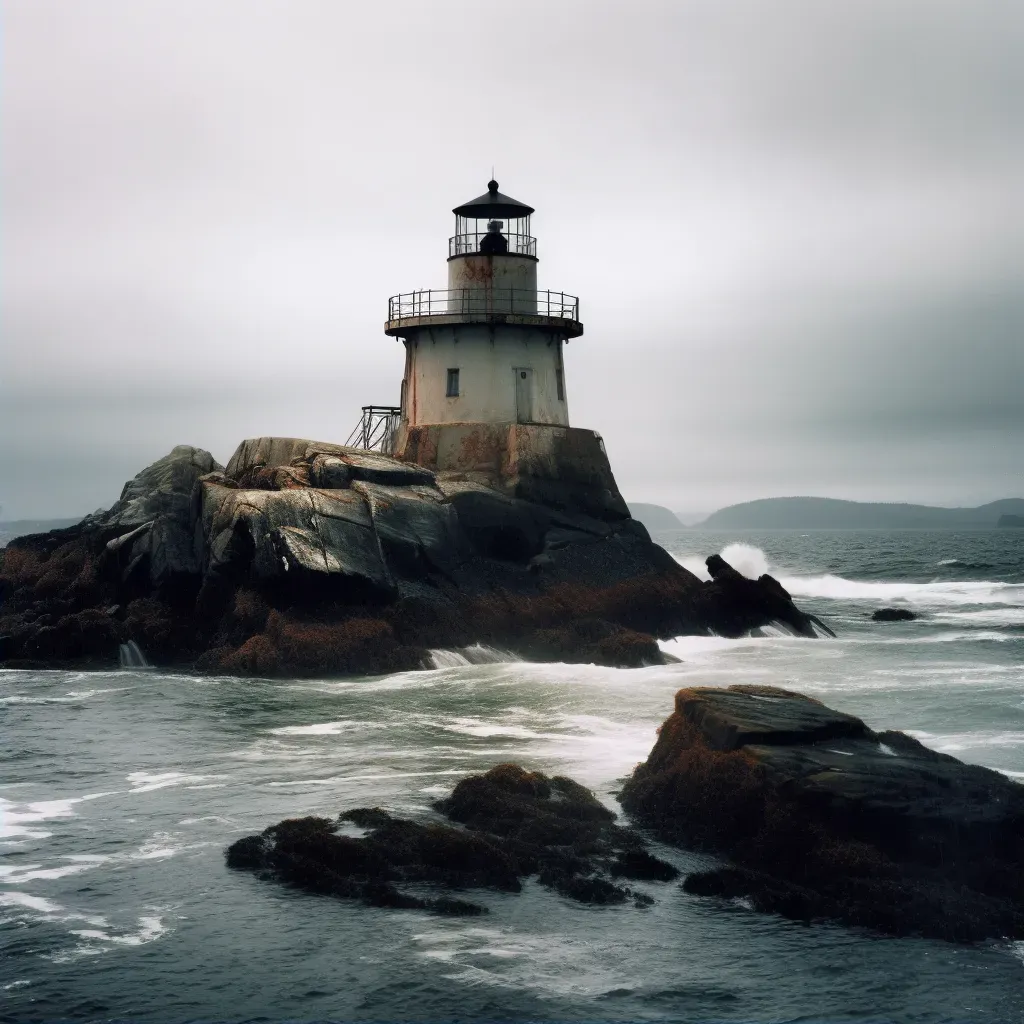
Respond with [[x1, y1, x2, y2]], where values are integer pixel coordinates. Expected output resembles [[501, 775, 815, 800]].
[[0, 438, 830, 675]]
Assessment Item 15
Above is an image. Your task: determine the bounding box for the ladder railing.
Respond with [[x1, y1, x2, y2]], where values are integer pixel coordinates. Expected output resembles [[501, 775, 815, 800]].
[[345, 406, 402, 455]]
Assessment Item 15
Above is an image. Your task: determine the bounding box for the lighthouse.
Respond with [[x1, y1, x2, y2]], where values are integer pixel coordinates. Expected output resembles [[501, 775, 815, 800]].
[[387, 179, 582, 433], [381, 179, 623, 519]]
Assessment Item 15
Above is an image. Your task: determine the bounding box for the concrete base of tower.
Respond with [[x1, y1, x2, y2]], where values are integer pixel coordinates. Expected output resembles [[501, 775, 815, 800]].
[[393, 421, 629, 520]]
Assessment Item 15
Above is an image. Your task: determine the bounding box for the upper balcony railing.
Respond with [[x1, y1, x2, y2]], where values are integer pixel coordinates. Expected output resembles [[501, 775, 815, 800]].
[[387, 288, 579, 323], [449, 232, 537, 258]]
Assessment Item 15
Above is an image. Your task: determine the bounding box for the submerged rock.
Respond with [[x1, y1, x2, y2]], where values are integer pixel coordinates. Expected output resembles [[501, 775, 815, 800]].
[[620, 685, 1024, 942], [226, 764, 678, 914], [871, 607, 917, 622], [0, 437, 834, 674]]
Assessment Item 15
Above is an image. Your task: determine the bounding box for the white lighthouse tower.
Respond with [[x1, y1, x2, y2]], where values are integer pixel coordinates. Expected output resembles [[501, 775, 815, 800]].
[[387, 180, 582, 436], [381, 179, 623, 518]]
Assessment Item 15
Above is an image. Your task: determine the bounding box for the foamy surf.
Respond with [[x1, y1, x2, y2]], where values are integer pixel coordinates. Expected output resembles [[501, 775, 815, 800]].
[[672, 543, 1024, 616]]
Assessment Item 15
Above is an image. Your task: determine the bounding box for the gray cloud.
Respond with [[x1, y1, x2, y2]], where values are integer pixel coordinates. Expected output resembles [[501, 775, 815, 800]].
[[2, 0, 1022, 517]]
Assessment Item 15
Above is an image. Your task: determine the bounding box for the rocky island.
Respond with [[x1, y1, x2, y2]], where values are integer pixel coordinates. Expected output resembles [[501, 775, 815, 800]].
[[0, 435, 831, 675]]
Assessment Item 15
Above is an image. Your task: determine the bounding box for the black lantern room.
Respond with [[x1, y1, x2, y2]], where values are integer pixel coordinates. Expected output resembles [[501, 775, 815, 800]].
[[450, 180, 536, 259]]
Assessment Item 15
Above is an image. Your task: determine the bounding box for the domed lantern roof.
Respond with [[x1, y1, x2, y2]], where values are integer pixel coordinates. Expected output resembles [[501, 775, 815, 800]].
[[453, 180, 535, 219]]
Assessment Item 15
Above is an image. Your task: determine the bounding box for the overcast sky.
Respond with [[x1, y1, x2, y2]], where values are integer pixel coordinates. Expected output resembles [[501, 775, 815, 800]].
[[2, 0, 1022, 519]]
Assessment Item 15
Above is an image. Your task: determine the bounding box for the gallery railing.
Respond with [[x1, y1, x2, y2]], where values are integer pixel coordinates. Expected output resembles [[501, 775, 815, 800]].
[[387, 288, 579, 322]]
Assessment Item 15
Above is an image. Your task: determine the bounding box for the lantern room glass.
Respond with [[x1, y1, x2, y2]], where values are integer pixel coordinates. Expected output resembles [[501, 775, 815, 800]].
[[450, 213, 536, 258]]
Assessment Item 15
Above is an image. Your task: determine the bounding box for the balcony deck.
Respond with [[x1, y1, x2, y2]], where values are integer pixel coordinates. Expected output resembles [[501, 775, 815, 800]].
[[384, 288, 583, 338]]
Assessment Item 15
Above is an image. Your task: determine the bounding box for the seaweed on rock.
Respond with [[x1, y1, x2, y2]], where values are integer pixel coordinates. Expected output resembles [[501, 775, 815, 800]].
[[226, 764, 679, 915]]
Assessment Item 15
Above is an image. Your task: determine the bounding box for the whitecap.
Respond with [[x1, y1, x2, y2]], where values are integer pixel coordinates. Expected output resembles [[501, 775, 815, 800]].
[[657, 634, 788, 660], [719, 542, 770, 579], [443, 718, 563, 740], [269, 720, 367, 736], [126, 771, 226, 793], [905, 729, 1024, 753], [932, 608, 1024, 626], [69, 914, 167, 947], [674, 543, 769, 582], [0, 891, 63, 914], [778, 575, 1024, 608], [0, 858, 107, 883], [0, 791, 116, 841]]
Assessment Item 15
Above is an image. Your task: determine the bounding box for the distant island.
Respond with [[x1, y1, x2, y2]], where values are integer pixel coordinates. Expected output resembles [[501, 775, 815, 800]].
[[696, 497, 1024, 530], [0, 518, 84, 548], [626, 503, 684, 532]]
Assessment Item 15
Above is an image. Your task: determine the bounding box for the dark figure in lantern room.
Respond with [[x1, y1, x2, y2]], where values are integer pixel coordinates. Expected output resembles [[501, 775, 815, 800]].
[[479, 219, 509, 254]]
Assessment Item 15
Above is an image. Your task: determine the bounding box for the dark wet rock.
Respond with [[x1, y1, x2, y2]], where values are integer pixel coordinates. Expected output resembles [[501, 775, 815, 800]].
[[227, 764, 679, 914], [1, 438, 833, 674], [872, 607, 917, 622], [620, 684, 1024, 942], [700, 556, 834, 639]]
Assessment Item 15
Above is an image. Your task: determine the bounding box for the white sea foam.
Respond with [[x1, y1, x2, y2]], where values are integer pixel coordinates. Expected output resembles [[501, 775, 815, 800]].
[[672, 545, 1024, 612], [408, 920, 637, 998], [0, 858, 107, 883], [0, 791, 115, 842], [906, 729, 1024, 753], [443, 717, 564, 740], [69, 915, 167, 946], [266, 768, 470, 787], [269, 720, 364, 736], [719, 542, 770, 579], [657, 635, 789, 660], [779, 575, 1024, 607], [933, 607, 1024, 625], [126, 771, 226, 793], [0, 891, 63, 914]]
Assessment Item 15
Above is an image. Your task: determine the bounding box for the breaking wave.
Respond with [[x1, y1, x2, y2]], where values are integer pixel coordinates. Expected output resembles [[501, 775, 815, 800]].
[[779, 575, 1024, 608], [672, 544, 1024, 614]]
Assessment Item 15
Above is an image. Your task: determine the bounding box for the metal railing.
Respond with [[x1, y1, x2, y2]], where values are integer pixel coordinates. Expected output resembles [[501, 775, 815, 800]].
[[387, 288, 579, 322], [345, 405, 401, 455], [449, 232, 537, 258]]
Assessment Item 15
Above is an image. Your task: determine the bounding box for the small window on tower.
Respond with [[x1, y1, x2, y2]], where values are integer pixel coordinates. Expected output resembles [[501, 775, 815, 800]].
[[446, 368, 460, 397], [556, 369, 564, 401]]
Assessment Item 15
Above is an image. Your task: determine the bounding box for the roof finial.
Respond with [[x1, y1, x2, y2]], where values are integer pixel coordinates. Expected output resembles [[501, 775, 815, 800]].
[[488, 175, 498, 194]]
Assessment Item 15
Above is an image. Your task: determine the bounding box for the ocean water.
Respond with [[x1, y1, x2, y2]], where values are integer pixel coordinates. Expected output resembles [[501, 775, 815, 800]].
[[2, 529, 1023, 1022]]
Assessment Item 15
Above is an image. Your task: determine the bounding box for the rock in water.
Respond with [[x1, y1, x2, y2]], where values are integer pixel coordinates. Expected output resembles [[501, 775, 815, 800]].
[[226, 764, 678, 913], [0, 437, 835, 674], [872, 607, 917, 621], [620, 685, 1024, 942]]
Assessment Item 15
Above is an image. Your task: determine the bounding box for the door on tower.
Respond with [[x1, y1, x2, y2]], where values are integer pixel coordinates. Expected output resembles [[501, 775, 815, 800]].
[[514, 367, 534, 423]]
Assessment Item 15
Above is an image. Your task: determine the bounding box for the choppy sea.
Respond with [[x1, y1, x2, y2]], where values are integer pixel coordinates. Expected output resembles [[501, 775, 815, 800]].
[[2, 529, 1023, 1022]]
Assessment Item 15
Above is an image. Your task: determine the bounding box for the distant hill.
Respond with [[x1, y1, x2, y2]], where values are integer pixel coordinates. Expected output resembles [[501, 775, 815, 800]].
[[999, 514, 1024, 528], [698, 497, 1024, 530], [0, 518, 83, 548], [627, 503, 685, 532]]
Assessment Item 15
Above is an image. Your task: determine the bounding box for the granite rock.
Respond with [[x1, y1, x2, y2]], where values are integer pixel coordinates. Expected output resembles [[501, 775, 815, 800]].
[[621, 685, 1024, 941], [0, 438, 835, 673]]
